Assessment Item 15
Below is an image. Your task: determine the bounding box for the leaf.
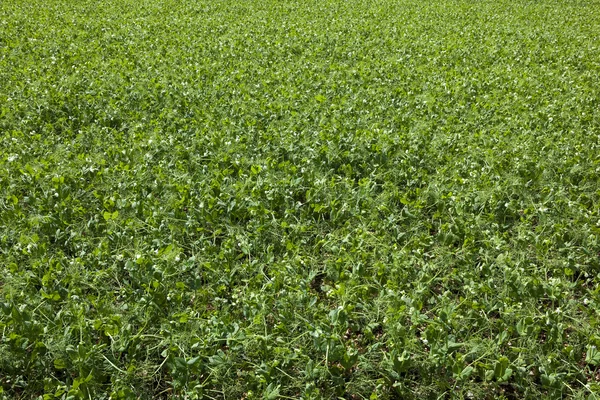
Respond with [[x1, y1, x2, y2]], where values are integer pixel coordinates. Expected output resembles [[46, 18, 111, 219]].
[[494, 356, 509, 380], [187, 356, 200, 365], [459, 366, 474, 380], [41, 291, 61, 301], [341, 349, 359, 370], [103, 211, 118, 220], [447, 341, 463, 352], [586, 345, 600, 366], [264, 383, 280, 400], [54, 358, 67, 370], [393, 351, 411, 373]]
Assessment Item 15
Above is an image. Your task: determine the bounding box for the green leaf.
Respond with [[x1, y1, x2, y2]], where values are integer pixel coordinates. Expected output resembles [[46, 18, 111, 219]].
[[103, 210, 119, 220], [494, 357, 509, 380], [393, 351, 411, 373], [264, 383, 280, 400], [459, 366, 474, 380], [187, 356, 200, 365], [586, 345, 600, 366], [54, 358, 67, 370], [41, 291, 61, 301]]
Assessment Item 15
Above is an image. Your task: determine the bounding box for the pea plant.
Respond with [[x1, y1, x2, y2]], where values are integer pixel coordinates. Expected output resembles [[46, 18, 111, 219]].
[[1, 0, 600, 398]]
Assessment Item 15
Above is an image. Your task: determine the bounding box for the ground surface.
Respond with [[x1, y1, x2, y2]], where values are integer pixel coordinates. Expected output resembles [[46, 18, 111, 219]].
[[1, 0, 600, 398]]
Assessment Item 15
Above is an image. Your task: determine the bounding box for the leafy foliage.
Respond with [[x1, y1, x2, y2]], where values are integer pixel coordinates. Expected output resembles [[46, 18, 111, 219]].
[[1, 0, 600, 398]]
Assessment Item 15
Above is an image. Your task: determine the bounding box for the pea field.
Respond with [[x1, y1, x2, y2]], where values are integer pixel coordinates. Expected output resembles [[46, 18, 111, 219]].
[[1, 0, 600, 398]]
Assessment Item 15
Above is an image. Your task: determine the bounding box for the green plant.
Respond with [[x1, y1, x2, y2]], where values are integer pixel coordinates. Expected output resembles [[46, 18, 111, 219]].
[[1, 0, 600, 398]]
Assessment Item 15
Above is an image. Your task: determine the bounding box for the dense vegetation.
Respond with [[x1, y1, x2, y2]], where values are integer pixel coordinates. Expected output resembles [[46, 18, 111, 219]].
[[1, 0, 600, 398]]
